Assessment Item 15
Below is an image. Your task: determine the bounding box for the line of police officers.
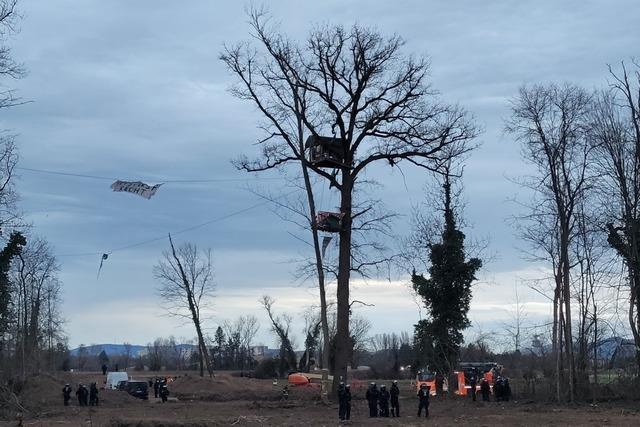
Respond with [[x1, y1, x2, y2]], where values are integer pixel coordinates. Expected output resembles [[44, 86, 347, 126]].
[[339, 375, 512, 421], [62, 383, 99, 407]]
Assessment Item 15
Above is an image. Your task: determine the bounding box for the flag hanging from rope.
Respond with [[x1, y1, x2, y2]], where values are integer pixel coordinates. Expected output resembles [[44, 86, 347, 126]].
[[322, 236, 332, 258], [110, 180, 163, 199]]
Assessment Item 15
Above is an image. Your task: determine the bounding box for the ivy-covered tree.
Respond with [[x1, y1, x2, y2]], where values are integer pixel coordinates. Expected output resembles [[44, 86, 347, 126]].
[[0, 231, 26, 351], [412, 167, 481, 380]]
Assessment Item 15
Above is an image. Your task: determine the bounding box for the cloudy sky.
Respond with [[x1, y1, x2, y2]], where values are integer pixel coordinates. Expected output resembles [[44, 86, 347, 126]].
[[1, 0, 638, 349]]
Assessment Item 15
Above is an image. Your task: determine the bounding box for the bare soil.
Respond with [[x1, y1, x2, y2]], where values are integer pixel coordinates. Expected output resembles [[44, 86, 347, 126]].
[[2, 372, 639, 426]]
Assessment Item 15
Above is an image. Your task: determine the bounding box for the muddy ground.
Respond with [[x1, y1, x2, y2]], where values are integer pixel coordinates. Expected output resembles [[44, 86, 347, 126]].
[[2, 372, 639, 426]]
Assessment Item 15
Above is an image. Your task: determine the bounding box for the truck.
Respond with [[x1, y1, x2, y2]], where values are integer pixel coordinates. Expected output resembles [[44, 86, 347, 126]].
[[105, 371, 129, 390]]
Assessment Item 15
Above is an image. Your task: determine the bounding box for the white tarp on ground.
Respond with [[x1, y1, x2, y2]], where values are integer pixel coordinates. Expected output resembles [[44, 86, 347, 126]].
[[110, 180, 162, 199]]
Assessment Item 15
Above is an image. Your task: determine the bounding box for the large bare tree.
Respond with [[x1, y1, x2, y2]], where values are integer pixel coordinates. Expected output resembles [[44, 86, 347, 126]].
[[154, 235, 214, 377], [222, 10, 477, 390], [507, 83, 592, 402], [589, 61, 640, 375]]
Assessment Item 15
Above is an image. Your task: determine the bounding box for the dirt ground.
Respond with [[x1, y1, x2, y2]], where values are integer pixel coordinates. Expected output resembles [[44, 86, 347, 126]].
[[2, 372, 640, 426]]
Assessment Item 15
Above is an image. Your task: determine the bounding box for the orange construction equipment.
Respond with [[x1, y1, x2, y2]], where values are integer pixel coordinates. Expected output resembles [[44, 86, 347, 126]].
[[415, 371, 438, 396], [453, 362, 502, 396], [287, 373, 311, 386]]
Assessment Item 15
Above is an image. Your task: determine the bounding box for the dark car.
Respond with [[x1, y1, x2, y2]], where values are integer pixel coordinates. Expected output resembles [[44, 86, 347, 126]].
[[126, 380, 149, 400], [116, 380, 128, 391]]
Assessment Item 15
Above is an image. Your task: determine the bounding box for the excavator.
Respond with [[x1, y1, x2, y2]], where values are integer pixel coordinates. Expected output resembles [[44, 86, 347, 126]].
[[416, 362, 502, 396]]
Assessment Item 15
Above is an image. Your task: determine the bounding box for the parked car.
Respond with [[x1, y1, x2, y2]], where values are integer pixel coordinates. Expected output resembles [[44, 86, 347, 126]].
[[126, 380, 149, 400]]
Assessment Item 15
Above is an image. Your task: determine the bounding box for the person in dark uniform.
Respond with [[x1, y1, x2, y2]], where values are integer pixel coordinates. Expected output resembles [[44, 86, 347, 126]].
[[159, 384, 169, 403], [76, 384, 84, 406], [365, 382, 379, 417], [494, 377, 503, 402], [390, 380, 400, 417], [503, 378, 511, 401], [338, 382, 347, 420], [153, 378, 160, 399], [82, 384, 89, 406], [62, 384, 72, 406], [469, 370, 478, 402], [417, 383, 430, 418], [378, 384, 390, 417], [343, 384, 351, 420], [89, 383, 99, 406], [480, 378, 491, 402], [435, 373, 444, 395], [148, 379, 153, 388], [101, 364, 108, 375]]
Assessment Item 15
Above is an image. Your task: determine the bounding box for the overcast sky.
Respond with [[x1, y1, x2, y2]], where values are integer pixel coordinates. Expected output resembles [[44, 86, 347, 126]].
[[1, 0, 638, 350]]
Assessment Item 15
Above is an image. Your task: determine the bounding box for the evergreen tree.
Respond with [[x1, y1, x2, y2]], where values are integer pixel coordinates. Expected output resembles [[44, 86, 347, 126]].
[[412, 170, 481, 378]]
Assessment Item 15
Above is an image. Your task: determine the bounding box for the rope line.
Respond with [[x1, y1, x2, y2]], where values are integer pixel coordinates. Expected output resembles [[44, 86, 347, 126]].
[[57, 190, 298, 258], [16, 166, 283, 184]]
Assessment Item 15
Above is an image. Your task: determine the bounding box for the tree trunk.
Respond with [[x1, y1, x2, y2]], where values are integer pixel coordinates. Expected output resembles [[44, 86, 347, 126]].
[[553, 273, 561, 402], [333, 170, 352, 393], [561, 224, 575, 402]]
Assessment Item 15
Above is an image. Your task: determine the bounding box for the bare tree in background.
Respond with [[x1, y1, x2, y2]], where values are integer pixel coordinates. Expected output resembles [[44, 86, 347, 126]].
[[502, 283, 528, 354], [507, 83, 592, 402], [589, 61, 640, 375], [0, 0, 24, 230], [299, 306, 321, 373], [154, 235, 214, 377], [223, 9, 477, 391], [260, 295, 296, 377], [224, 315, 260, 375], [12, 237, 60, 378]]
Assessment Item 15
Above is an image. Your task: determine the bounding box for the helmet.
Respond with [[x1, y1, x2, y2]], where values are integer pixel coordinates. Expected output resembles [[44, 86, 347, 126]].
[[393, 380, 398, 384], [370, 382, 375, 386], [420, 383, 426, 388], [381, 385, 386, 389], [345, 384, 350, 388]]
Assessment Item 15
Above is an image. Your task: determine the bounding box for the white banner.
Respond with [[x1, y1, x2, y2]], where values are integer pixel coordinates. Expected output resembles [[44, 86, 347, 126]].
[[110, 180, 162, 199]]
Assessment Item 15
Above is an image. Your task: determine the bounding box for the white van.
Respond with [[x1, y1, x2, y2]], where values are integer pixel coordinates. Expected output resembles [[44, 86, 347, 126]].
[[105, 372, 129, 390]]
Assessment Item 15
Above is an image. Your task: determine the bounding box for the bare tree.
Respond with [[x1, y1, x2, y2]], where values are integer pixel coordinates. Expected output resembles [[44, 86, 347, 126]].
[[589, 61, 640, 375], [260, 295, 296, 377], [153, 235, 214, 377], [506, 83, 592, 402], [12, 237, 60, 377], [222, 10, 477, 390], [224, 315, 260, 374], [502, 283, 528, 353]]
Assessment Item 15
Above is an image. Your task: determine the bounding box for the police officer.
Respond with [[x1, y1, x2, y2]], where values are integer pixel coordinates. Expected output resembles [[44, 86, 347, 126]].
[[338, 382, 347, 420], [494, 377, 503, 402], [503, 378, 511, 401], [378, 384, 390, 417], [469, 369, 478, 402], [153, 378, 160, 399], [76, 384, 84, 406], [480, 378, 491, 402], [343, 384, 351, 421], [160, 384, 169, 403], [417, 383, 430, 418], [81, 384, 89, 406], [101, 364, 108, 375], [62, 384, 72, 406], [390, 380, 400, 417], [365, 382, 379, 417], [89, 383, 99, 406]]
